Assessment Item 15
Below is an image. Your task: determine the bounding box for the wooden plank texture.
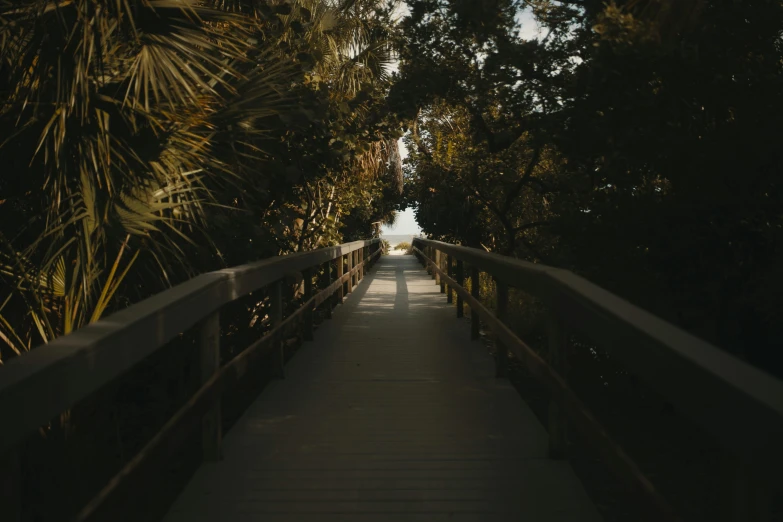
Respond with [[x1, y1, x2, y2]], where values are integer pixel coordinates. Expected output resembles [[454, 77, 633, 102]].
[[163, 256, 600, 522]]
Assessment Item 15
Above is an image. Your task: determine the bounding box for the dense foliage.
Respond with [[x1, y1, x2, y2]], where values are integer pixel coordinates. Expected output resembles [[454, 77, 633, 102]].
[[393, 0, 783, 376], [0, 0, 405, 361]]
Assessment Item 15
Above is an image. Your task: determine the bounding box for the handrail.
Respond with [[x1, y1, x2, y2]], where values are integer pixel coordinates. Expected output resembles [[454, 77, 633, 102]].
[[412, 238, 783, 458], [412, 237, 783, 519], [0, 239, 380, 456]]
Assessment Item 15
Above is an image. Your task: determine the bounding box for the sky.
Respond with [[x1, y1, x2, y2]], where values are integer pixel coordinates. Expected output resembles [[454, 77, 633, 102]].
[[382, 206, 421, 235]]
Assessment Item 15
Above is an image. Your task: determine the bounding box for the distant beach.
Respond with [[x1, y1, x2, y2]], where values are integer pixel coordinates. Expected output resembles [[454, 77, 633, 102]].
[[382, 234, 419, 247]]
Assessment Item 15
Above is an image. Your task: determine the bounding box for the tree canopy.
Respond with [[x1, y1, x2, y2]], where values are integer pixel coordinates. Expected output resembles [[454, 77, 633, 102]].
[[392, 0, 783, 376], [2, 0, 781, 377], [0, 0, 406, 360]]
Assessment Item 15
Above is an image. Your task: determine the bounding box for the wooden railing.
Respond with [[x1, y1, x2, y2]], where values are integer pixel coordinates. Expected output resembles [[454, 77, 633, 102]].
[[412, 237, 783, 522], [0, 238, 382, 521]]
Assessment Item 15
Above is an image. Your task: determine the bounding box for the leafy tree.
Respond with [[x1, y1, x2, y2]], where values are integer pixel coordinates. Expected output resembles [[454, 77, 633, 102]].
[[392, 0, 571, 256], [395, 0, 783, 375], [553, 0, 783, 370], [0, 0, 405, 362]]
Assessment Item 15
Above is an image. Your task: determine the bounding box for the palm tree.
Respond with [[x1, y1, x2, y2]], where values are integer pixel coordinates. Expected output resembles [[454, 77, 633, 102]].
[[0, 0, 404, 361], [253, 0, 404, 251], [0, 0, 307, 358]]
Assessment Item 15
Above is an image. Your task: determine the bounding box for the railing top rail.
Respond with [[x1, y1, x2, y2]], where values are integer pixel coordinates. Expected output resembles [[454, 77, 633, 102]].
[[0, 239, 379, 454], [413, 238, 783, 466]]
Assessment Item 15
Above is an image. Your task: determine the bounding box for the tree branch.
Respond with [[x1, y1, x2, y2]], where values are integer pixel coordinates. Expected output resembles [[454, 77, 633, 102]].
[[513, 221, 549, 232], [411, 107, 432, 158], [502, 145, 542, 214]]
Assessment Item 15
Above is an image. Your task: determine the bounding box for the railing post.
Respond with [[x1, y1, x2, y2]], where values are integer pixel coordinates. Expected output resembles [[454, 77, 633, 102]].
[[446, 254, 453, 302], [471, 267, 480, 340], [547, 315, 568, 459], [325, 261, 333, 320], [199, 311, 222, 461], [270, 281, 284, 378], [337, 254, 345, 303], [721, 457, 771, 522], [303, 268, 314, 341], [353, 250, 358, 286], [494, 279, 509, 378], [435, 249, 441, 285], [456, 259, 464, 318], [347, 250, 354, 295], [0, 447, 21, 522]]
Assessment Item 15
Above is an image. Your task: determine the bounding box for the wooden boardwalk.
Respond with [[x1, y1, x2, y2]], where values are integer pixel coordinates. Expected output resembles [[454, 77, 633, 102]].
[[163, 255, 600, 522]]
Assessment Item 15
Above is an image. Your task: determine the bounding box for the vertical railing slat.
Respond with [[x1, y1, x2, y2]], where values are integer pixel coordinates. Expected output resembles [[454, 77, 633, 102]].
[[358, 247, 363, 282], [270, 281, 284, 379], [722, 457, 771, 522], [547, 316, 568, 459], [303, 268, 314, 341], [325, 261, 333, 320], [0, 447, 21, 522], [456, 259, 464, 318], [471, 267, 480, 340], [199, 311, 222, 461], [494, 279, 509, 378], [337, 254, 345, 303], [433, 249, 444, 293], [353, 249, 358, 287], [347, 250, 354, 295], [446, 254, 453, 303]]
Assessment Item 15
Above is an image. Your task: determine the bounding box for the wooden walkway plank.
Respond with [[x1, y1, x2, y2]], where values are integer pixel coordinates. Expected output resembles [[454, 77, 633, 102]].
[[163, 256, 600, 522]]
